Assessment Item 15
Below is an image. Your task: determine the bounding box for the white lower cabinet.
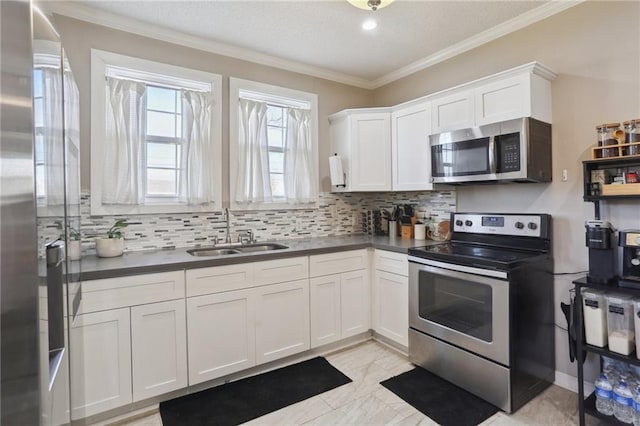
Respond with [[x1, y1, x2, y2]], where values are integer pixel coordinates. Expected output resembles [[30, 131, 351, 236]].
[[309, 275, 342, 347], [373, 270, 408, 347], [131, 299, 187, 401], [309, 268, 370, 348], [70, 308, 131, 420], [186, 289, 255, 385], [373, 250, 409, 347], [341, 270, 370, 338], [255, 280, 310, 364]]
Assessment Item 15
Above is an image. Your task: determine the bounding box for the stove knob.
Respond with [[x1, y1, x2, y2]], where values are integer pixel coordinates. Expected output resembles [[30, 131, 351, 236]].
[[465, 220, 473, 227], [528, 222, 538, 230], [515, 221, 524, 229], [455, 220, 463, 227]]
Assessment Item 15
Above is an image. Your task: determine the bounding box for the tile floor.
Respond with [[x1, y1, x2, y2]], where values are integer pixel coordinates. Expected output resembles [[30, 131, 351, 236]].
[[108, 341, 582, 426]]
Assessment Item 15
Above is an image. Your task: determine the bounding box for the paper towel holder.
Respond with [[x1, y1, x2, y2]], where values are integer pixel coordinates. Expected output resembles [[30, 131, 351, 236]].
[[330, 153, 346, 188]]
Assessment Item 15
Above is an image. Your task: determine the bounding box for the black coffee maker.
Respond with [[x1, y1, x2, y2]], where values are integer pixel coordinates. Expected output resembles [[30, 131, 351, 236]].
[[619, 230, 640, 289], [585, 220, 617, 284]]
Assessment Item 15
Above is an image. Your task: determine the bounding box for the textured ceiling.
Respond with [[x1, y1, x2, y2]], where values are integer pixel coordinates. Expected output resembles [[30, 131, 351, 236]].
[[49, 0, 564, 84]]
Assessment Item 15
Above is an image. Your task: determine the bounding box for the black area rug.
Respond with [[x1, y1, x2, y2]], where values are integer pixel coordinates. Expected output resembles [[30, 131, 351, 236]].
[[160, 357, 351, 426], [381, 367, 499, 426]]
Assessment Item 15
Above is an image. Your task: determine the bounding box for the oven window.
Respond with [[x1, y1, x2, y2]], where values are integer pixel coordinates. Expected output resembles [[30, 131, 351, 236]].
[[418, 270, 493, 342]]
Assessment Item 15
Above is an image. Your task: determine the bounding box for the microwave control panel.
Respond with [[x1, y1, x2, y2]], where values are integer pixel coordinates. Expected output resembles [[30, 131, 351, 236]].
[[496, 133, 521, 173]]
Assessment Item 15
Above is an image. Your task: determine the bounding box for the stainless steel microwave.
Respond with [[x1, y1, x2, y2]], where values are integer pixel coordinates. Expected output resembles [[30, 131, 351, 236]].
[[430, 117, 552, 184]]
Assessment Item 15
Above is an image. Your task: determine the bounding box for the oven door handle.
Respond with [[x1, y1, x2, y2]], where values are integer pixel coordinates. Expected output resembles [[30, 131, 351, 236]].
[[408, 256, 508, 280]]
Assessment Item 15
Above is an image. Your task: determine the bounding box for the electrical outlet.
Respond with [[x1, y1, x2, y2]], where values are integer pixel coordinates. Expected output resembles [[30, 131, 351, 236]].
[[562, 169, 568, 182], [329, 205, 338, 219], [352, 212, 359, 227]]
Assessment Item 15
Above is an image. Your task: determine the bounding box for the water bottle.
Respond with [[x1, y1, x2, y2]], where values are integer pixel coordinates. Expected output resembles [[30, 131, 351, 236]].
[[595, 373, 614, 416], [633, 386, 640, 426], [614, 379, 634, 423]]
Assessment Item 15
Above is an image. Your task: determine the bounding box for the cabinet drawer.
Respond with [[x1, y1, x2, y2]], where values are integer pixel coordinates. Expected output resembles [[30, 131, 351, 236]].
[[186, 264, 253, 297], [81, 271, 185, 313], [309, 249, 368, 277], [252, 257, 309, 286], [374, 250, 408, 277]]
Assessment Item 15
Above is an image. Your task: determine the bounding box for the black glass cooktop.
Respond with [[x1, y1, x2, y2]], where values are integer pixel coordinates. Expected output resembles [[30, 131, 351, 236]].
[[409, 242, 544, 270]]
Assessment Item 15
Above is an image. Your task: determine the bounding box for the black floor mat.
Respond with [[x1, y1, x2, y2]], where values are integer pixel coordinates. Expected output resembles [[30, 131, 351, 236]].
[[380, 367, 499, 426], [160, 357, 351, 426]]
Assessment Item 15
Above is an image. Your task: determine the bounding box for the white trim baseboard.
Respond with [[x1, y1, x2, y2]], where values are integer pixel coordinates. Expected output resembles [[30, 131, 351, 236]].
[[554, 369, 594, 395]]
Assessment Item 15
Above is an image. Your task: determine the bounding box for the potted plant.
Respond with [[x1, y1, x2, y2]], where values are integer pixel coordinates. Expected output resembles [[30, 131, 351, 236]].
[[95, 219, 128, 258]]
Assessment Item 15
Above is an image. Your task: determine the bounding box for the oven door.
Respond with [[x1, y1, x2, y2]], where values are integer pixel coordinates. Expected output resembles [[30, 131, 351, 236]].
[[409, 257, 510, 366]]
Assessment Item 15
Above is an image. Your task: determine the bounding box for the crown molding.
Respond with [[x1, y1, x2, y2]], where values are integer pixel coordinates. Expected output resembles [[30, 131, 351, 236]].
[[43, 1, 581, 91], [42, 1, 377, 90], [370, 0, 583, 89]]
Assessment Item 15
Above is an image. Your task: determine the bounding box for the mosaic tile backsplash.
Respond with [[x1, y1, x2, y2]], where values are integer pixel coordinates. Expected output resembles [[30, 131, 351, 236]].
[[37, 190, 456, 256]]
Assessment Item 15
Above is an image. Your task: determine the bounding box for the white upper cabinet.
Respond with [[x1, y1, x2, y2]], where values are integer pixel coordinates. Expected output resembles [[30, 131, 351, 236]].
[[431, 62, 555, 133], [391, 101, 433, 190], [431, 89, 475, 134], [329, 108, 392, 192]]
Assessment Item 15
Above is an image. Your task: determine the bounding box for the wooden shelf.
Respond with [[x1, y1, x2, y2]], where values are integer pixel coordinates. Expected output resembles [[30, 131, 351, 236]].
[[592, 143, 640, 160]]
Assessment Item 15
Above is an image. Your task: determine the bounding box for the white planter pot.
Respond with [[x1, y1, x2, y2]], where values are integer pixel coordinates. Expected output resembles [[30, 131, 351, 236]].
[[68, 240, 82, 261], [95, 238, 125, 258]]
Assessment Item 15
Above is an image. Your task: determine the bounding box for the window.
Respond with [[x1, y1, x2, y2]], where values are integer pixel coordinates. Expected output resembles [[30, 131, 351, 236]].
[[229, 78, 319, 210], [91, 50, 222, 215]]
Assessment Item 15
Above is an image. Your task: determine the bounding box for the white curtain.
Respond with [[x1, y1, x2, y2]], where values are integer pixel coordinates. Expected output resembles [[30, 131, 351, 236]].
[[102, 77, 146, 204], [235, 98, 272, 204], [180, 90, 214, 205], [284, 108, 317, 204], [41, 67, 65, 206]]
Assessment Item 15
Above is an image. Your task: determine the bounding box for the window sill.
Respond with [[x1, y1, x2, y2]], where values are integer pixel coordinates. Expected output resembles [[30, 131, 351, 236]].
[[230, 200, 318, 211], [90, 202, 222, 216]]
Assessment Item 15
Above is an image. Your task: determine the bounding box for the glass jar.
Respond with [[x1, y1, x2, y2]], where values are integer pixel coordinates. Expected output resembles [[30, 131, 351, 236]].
[[597, 123, 621, 158], [623, 119, 640, 156]]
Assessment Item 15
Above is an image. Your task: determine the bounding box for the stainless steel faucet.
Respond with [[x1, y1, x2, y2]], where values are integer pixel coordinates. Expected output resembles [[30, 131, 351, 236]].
[[224, 207, 232, 244]]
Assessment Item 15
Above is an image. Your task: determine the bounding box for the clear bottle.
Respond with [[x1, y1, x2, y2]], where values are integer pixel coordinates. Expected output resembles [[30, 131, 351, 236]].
[[596, 123, 621, 158], [633, 386, 640, 426], [614, 379, 634, 423], [596, 373, 615, 416]]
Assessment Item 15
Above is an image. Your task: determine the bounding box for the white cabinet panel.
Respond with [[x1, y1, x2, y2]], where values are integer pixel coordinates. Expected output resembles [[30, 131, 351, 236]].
[[253, 257, 309, 286], [431, 90, 475, 133], [329, 109, 392, 192], [475, 74, 529, 126], [374, 250, 408, 277], [373, 270, 408, 347], [131, 300, 187, 401], [392, 102, 433, 190], [186, 289, 255, 385], [255, 280, 310, 364], [81, 271, 185, 314], [309, 275, 341, 348], [70, 308, 131, 420], [350, 113, 392, 191], [340, 269, 370, 338], [186, 264, 253, 297], [309, 249, 368, 277]]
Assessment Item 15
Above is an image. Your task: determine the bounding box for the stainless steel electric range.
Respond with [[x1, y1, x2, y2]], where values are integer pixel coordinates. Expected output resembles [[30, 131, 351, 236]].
[[408, 212, 555, 413]]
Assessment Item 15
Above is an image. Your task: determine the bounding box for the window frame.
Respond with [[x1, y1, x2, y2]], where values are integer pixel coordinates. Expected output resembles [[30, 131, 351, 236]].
[[229, 77, 319, 211], [90, 49, 222, 215]]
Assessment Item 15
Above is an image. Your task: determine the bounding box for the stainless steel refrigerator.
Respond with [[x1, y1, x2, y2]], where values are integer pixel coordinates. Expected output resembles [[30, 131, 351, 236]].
[[1, 1, 82, 424]]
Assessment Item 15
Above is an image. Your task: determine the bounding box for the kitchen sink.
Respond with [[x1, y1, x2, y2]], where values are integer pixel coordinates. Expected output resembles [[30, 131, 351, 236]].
[[186, 243, 288, 257], [236, 243, 288, 253], [187, 248, 241, 256]]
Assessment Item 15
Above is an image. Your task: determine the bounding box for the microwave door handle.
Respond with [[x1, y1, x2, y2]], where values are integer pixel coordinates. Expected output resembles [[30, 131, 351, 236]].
[[488, 136, 497, 174]]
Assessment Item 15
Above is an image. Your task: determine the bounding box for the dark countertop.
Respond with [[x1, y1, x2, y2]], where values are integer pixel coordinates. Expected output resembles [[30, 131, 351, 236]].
[[76, 235, 445, 281]]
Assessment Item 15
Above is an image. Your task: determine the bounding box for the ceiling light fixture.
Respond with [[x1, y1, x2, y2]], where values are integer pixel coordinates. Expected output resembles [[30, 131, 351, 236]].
[[347, 0, 394, 12], [362, 19, 377, 30]]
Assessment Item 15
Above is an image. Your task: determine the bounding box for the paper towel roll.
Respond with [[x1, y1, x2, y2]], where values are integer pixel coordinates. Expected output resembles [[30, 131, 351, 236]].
[[329, 155, 345, 187]]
